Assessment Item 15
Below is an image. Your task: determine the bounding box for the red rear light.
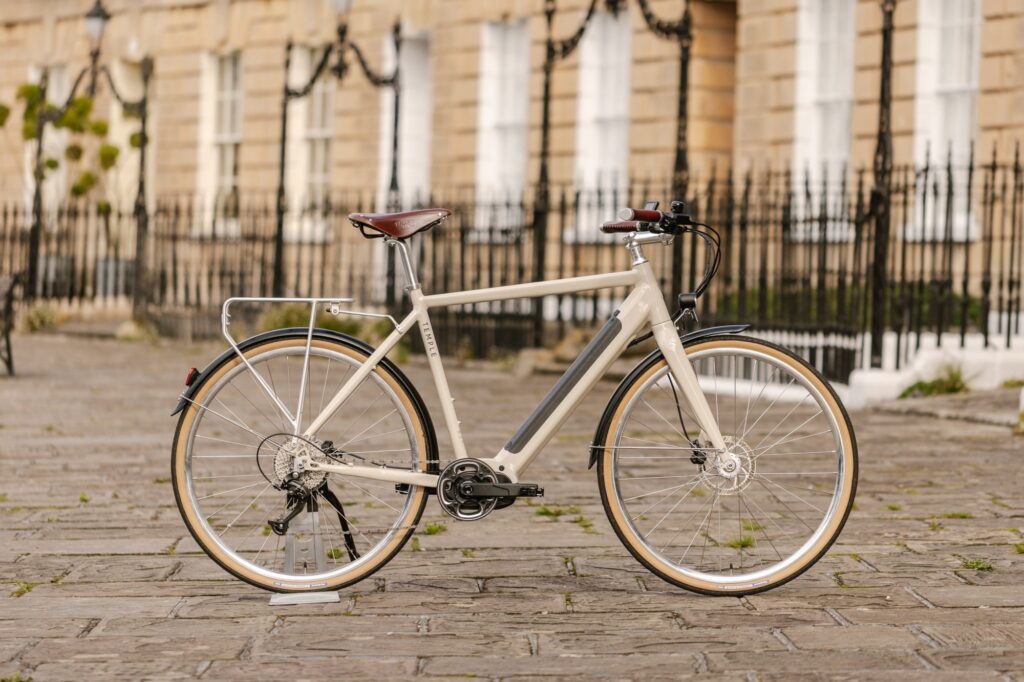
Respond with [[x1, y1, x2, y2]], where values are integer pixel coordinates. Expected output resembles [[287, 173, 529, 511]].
[[185, 367, 199, 386]]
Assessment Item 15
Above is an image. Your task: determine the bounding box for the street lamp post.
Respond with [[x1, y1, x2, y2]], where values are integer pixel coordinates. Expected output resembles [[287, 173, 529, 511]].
[[869, 0, 896, 367], [26, 0, 152, 318], [272, 1, 400, 298], [531, 0, 600, 347]]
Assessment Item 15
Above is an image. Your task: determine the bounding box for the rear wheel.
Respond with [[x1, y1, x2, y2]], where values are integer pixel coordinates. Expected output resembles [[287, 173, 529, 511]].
[[596, 335, 857, 595], [172, 333, 433, 592]]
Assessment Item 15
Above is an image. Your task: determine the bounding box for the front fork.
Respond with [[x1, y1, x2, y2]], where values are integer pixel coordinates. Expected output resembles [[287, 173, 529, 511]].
[[651, 317, 728, 452]]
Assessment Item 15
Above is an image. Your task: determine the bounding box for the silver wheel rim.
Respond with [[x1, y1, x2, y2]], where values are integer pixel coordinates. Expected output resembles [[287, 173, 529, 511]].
[[610, 346, 847, 588], [182, 345, 420, 584]]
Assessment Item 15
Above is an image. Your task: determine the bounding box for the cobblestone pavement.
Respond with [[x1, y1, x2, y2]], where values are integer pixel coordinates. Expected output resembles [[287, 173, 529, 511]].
[[1, 334, 1023, 681]]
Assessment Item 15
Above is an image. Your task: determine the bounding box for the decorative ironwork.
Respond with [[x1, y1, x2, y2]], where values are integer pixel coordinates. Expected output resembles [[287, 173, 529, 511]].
[[26, 18, 151, 321], [273, 14, 401, 298]]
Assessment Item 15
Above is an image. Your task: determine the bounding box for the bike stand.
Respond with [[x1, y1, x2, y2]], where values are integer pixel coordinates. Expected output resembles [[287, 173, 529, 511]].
[[268, 510, 341, 606], [269, 591, 340, 606]]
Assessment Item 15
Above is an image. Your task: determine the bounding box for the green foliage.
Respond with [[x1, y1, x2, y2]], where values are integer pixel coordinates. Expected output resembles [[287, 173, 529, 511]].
[[89, 119, 109, 137], [899, 366, 968, 399], [98, 143, 119, 170], [97, 201, 112, 217], [572, 515, 596, 534], [258, 303, 360, 335], [1, 671, 34, 681], [65, 143, 84, 161], [424, 521, 447, 535], [535, 504, 580, 520], [10, 581, 39, 598], [78, 492, 90, 504], [44, 157, 59, 171], [16, 83, 42, 106], [71, 170, 98, 197], [1002, 378, 1024, 389], [129, 131, 142, 148], [932, 511, 973, 519], [326, 547, 345, 560], [23, 304, 58, 332], [958, 556, 993, 571], [0, 102, 10, 128], [726, 536, 755, 550], [887, 503, 903, 511], [55, 96, 92, 133], [741, 519, 765, 532], [409, 537, 421, 552], [461, 548, 475, 558], [1013, 543, 1024, 554]]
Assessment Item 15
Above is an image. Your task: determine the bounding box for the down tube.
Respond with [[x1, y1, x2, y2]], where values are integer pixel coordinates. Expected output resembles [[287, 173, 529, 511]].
[[491, 284, 655, 481]]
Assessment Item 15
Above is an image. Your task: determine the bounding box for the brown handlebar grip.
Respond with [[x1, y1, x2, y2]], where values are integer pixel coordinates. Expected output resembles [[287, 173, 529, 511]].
[[618, 208, 663, 222], [600, 220, 640, 234]]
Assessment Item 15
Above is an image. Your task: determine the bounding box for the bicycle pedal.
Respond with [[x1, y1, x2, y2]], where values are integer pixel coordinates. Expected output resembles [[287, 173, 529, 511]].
[[460, 481, 544, 498]]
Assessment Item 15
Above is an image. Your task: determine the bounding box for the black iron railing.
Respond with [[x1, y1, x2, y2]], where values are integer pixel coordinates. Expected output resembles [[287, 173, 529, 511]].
[[2, 153, 1022, 382]]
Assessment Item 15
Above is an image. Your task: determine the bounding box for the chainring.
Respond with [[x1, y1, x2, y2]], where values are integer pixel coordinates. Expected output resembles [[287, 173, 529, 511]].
[[436, 458, 499, 521]]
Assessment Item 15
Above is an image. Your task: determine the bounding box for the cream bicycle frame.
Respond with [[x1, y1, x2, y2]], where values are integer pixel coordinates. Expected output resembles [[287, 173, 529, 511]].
[[224, 232, 727, 489]]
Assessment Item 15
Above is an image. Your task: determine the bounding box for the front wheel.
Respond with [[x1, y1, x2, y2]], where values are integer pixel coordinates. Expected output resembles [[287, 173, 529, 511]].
[[595, 335, 857, 595]]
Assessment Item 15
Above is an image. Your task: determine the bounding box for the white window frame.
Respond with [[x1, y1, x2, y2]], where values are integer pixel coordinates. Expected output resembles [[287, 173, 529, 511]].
[[377, 31, 433, 211], [106, 58, 146, 212], [792, 0, 856, 243], [287, 46, 334, 242], [197, 52, 243, 235], [474, 19, 530, 232], [214, 52, 243, 209], [571, 7, 633, 242], [911, 0, 981, 242]]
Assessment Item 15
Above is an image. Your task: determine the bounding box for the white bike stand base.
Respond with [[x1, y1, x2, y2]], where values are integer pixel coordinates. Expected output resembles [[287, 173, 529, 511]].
[[269, 591, 340, 606]]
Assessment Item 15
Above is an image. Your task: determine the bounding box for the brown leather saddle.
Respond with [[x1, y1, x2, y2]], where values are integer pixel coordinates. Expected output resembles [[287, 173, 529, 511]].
[[348, 208, 452, 240]]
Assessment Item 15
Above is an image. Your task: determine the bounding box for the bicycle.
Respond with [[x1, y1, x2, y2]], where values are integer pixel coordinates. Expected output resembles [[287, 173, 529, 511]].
[[171, 200, 857, 594]]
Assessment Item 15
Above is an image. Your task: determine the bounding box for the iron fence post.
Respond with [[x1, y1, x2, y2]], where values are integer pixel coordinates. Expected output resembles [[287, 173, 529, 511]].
[[869, 0, 896, 367], [27, 70, 49, 302], [272, 40, 293, 298], [131, 57, 153, 322]]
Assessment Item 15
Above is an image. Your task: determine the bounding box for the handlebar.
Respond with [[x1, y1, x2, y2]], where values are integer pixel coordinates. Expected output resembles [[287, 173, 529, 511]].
[[599, 200, 723, 300]]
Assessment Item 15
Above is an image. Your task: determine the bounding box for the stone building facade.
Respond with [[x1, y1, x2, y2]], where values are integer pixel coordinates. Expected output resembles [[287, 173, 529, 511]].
[[0, 0, 1021, 207]]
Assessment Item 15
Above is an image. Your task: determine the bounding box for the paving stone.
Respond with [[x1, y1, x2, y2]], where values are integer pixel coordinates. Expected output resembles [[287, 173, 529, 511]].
[[2, 335, 1024, 679]]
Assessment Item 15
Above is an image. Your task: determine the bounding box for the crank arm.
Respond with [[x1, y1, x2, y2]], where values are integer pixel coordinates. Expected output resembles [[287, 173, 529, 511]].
[[459, 481, 544, 498]]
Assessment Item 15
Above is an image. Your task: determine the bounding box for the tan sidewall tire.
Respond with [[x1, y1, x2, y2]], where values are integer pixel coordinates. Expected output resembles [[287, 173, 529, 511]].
[[172, 337, 430, 592], [597, 336, 857, 596]]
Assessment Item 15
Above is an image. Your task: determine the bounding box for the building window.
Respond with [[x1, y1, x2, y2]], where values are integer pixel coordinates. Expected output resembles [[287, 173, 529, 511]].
[[573, 8, 632, 240], [794, 0, 855, 188], [377, 33, 432, 209], [305, 47, 333, 213], [214, 52, 242, 211], [913, 0, 981, 240], [475, 20, 530, 228]]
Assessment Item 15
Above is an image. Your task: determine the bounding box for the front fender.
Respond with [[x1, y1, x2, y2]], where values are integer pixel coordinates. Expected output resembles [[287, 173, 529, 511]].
[[587, 324, 750, 469]]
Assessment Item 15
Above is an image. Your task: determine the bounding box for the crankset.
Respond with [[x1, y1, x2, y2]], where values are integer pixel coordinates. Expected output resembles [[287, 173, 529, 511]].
[[436, 458, 544, 521]]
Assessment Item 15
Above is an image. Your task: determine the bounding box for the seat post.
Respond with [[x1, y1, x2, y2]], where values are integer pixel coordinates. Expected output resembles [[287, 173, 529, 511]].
[[386, 239, 420, 291]]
